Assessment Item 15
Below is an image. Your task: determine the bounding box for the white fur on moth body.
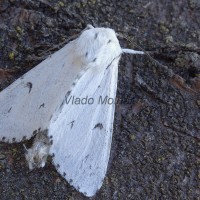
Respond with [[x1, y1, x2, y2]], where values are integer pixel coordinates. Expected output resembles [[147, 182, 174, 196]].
[[0, 25, 143, 197], [24, 130, 51, 170]]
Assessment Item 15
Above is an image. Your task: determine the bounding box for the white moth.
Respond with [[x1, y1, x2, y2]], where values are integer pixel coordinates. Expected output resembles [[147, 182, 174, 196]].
[[0, 25, 143, 197]]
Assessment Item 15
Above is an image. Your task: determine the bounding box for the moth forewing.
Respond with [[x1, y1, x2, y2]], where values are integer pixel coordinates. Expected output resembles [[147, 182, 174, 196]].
[[49, 64, 119, 197], [0, 36, 85, 142]]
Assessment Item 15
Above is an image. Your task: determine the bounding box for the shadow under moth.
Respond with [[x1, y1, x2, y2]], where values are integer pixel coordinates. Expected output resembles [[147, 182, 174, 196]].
[[0, 25, 143, 197]]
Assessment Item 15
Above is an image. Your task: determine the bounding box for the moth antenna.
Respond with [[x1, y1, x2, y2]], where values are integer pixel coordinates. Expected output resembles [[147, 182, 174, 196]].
[[119, 33, 174, 77], [38, 24, 94, 58], [122, 48, 144, 54], [119, 33, 152, 56]]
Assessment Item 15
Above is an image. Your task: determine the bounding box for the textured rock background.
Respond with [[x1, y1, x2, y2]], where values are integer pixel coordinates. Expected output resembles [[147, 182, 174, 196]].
[[0, 0, 200, 199]]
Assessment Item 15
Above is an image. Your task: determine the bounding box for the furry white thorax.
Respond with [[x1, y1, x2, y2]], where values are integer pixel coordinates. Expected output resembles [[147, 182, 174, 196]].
[[73, 27, 122, 71]]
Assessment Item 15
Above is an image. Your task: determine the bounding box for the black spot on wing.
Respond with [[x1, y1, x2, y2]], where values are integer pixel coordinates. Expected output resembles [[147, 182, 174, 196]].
[[39, 103, 45, 109], [94, 33, 98, 39], [85, 52, 88, 57], [27, 82, 32, 93], [8, 107, 12, 113], [56, 164, 60, 168], [59, 101, 64, 110], [107, 39, 111, 44], [93, 123, 103, 130], [66, 90, 71, 96], [70, 120, 75, 129], [12, 137, 16, 142], [22, 136, 26, 141], [93, 58, 97, 62], [69, 179, 73, 183], [85, 154, 89, 160], [105, 54, 122, 70], [33, 130, 37, 136], [63, 172, 66, 176], [32, 128, 42, 136]]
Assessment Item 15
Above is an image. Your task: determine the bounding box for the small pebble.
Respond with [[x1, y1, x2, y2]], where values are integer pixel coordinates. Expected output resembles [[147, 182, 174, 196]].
[[0, 154, 6, 160]]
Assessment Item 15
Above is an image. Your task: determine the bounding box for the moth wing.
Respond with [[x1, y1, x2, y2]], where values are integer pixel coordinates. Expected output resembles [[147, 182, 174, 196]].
[[49, 58, 119, 197], [0, 40, 82, 142]]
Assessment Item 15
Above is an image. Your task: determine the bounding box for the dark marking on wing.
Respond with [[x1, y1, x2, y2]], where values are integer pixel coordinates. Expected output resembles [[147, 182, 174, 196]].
[[38, 128, 41, 131], [12, 138, 16, 142], [39, 103, 45, 109], [50, 140, 53, 145], [33, 130, 37, 136], [59, 101, 64, 110], [56, 164, 60, 168], [49, 115, 53, 121], [62, 63, 65, 67], [107, 39, 111, 44], [93, 58, 97, 62], [85, 154, 89, 161], [85, 52, 88, 57], [8, 107, 12, 113], [98, 85, 100, 88], [69, 179, 73, 183], [27, 82, 32, 93], [49, 135, 53, 139], [63, 172, 66, 176], [70, 120, 75, 129], [90, 172, 95, 177], [106, 54, 121, 70], [94, 33, 98, 39], [93, 123, 103, 130], [66, 90, 71, 96], [22, 136, 26, 141], [72, 82, 76, 86]]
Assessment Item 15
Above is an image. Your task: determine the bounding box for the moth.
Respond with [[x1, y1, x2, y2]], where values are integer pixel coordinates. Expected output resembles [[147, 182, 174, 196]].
[[0, 25, 143, 197]]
